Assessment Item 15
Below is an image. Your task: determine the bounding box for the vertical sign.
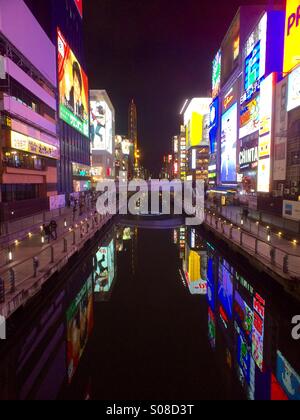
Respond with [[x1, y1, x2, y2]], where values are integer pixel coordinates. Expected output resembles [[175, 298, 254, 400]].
[[257, 73, 274, 192]]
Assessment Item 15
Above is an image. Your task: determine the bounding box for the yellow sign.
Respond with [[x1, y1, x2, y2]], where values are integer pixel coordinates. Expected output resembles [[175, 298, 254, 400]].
[[284, 0, 300, 74], [11, 131, 59, 159], [188, 251, 201, 283]]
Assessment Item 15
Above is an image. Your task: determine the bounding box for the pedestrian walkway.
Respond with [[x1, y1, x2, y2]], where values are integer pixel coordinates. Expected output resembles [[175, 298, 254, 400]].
[[204, 207, 300, 283], [0, 194, 97, 267], [0, 209, 113, 319]]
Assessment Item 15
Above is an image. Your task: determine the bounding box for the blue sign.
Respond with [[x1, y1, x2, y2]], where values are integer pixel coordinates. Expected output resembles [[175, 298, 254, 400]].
[[209, 98, 219, 154], [245, 41, 261, 92]]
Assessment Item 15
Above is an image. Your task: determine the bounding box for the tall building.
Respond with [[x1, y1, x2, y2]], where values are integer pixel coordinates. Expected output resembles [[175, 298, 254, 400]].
[[0, 0, 59, 222], [209, 5, 285, 212], [90, 90, 115, 184], [128, 99, 139, 175], [24, 0, 91, 197]]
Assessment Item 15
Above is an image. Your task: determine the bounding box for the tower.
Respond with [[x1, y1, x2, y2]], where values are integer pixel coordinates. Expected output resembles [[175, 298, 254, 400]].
[[128, 99, 139, 175]]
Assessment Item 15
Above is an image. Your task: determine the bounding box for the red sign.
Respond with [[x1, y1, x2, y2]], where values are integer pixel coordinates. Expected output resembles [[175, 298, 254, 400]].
[[74, 0, 83, 18]]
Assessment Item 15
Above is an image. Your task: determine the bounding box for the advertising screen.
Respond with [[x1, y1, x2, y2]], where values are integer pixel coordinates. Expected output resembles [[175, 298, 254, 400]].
[[244, 13, 267, 94], [221, 103, 238, 183], [237, 327, 252, 385], [287, 66, 300, 112], [284, 0, 300, 74], [218, 262, 233, 319], [276, 351, 300, 400], [94, 240, 115, 294], [234, 292, 253, 338], [57, 29, 89, 137], [90, 100, 113, 154], [212, 50, 221, 99], [257, 158, 271, 192], [209, 98, 219, 154], [66, 275, 94, 383], [239, 96, 260, 139]]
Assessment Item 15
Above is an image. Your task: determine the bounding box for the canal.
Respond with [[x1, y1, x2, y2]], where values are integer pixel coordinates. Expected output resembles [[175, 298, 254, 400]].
[[0, 220, 299, 400]]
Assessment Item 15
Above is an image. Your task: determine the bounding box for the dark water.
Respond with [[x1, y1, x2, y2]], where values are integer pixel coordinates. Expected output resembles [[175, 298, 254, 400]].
[[0, 222, 299, 400]]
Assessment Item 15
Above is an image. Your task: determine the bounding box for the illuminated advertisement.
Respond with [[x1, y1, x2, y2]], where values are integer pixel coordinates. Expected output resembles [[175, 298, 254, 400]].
[[239, 96, 260, 139], [239, 144, 258, 171], [57, 29, 89, 137], [257, 74, 274, 192], [234, 292, 253, 338], [276, 351, 300, 400], [74, 0, 83, 18], [218, 262, 233, 320], [94, 240, 115, 294], [259, 75, 274, 137], [257, 158, 271, 193], [237, 327, 252, 385], [284, 0, 300, 74], [283, 200, 300, 221], [252, 293, 265, 372], [242, 13, 267, 102], [209, 98, 219, 154], [212, 50, 221, 99], [67, 275, 94, 383], [186, 250, 207, 295], [221, 103, 238, 183], [287, 66, 300, 111], [90, 100, 113, 154], [11, 131, 59, 160], [184, 98, 211, 149]]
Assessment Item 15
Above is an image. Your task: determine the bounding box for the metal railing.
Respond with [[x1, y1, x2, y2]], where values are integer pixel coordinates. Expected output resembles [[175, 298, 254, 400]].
[[204, 211, 300, 279], [0, 212, 112, 317]]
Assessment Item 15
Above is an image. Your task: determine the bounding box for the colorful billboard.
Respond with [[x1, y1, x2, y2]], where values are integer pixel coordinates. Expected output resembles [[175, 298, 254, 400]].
[[239, 96, 260, 139], [212, 50, 221, 99], [90, 100, 113, 153], [221, 103, 238, 183], [94, 240, 115, 294], [257, 74, 274, 193], [184, 98, 211, 149], [67, 275, 94, 383], [57, 29, 89, 137], [284, 0, 300, 74], [243, 13, 267, 102], [287, 65, 300, 111]]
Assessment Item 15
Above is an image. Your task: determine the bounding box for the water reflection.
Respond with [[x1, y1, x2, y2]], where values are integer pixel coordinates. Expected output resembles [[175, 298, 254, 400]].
[[174, 226, 300, 401], [0, 223, 299, 400]]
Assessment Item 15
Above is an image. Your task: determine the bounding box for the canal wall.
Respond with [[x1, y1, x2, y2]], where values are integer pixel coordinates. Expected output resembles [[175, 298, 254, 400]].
[[203, 212, 300, 300], [0, 212, 114, 320]]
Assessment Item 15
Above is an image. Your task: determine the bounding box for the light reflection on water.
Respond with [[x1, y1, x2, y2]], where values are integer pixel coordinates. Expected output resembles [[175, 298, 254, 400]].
[[0, 223, 299, 401]]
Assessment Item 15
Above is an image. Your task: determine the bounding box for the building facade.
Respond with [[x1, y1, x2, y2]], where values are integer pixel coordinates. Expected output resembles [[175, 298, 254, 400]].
[[25, 0, 91, 196], [0, 0, 59, 221]]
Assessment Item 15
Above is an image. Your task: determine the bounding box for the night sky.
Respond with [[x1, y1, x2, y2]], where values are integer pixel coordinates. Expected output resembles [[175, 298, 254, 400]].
[[84, 0, 268, 175]]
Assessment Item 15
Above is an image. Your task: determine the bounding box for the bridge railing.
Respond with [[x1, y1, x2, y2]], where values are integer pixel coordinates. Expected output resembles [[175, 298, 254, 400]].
[[204, 212, 300, 280]]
